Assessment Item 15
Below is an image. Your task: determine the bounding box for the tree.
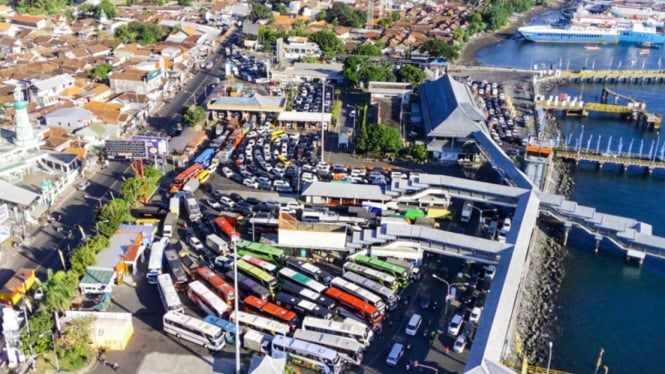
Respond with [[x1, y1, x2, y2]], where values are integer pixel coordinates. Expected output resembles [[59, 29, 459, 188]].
[[316, 9, 327, 21], [366, 124, 402, 154], [97, 198, 132, 238], [114, 21, 167, 45], [120, 177, 144, 207], [342, 56, 395, 86], [410, 143, 428, 161], [308, 30, 343, 60], [20, 311, 55, 355], [43, 269, 76, 313], [178, 0, 192, 5], [57, 318, 93, 371], [88, 63, 112, 82], [327, 2, 366, 28], [391, 10, 400, 22], [274, 3, 288, 14], [251, 4, 272, 21], [96, 0, 117, 18], [182, 104, 207, 126], [397, 64, 426, 87], [354, 44, 382, 56], [420, 39, 459, 60], [356, 106, 368, 154]]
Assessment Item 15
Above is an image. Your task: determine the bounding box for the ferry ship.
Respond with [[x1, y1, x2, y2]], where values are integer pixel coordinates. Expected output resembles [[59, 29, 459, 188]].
[[518, 21, 665, 44]]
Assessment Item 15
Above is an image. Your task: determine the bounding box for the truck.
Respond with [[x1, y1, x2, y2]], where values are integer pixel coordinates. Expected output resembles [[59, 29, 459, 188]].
[[183, 178, 200, 193], [461, 200, 474, 223], [184, 193, 202, 222], [169, 196, 180, 215], [163, 213, 178, 238], [206, 234, 229, 255], [242, 329, 270, 354]]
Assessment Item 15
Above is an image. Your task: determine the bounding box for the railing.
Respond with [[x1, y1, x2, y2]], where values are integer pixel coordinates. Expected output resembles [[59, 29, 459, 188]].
[[502, 360, 576, 374]]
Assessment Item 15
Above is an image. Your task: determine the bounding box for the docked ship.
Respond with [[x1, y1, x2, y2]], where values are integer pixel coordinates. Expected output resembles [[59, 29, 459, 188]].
[[518, 21, 665, 44], [609, 0, 665, 21]]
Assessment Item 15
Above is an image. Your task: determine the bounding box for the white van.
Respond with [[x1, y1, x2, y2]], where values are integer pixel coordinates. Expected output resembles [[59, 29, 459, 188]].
[[385, 342, 405, 367], [405, 313, 422, 336], [447, 314, 464, 336]]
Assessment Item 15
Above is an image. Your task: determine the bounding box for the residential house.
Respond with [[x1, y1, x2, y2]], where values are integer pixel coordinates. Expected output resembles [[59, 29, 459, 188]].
[[0, 5, 16, 17], [114, 44, 153, 60], [87, 44, 113, 58], [9, 15, 47, 30], [276, 37, 321, 62], [334, 27, 351, 41], [0, 37, 22, 55], [29, 74, 76, 108], [43, 107, 95, 132], [0, 22, 19, 37], [109, 69, 164, 95]]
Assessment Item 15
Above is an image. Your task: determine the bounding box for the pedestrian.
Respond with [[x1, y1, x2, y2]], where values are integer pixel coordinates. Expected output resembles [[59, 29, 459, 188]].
[[112, 363, 119, 371], [406, 363, 411, 371]]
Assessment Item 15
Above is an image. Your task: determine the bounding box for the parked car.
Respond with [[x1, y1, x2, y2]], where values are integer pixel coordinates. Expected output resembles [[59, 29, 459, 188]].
[[419, 294, 432, 309], [77, 180, 91, 191], [453, 334, 467, 353], [188, 236, 204, 252], [470, 307, 483, 324], [447, 314, 464, 336]]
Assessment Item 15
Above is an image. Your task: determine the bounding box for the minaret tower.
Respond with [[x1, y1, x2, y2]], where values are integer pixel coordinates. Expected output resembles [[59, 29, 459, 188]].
[[13, 86, 38, 148]]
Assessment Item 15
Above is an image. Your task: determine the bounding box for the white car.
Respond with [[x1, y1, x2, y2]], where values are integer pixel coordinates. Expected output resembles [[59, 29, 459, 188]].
[[77, 180, 91, 191], [188, 236, 204, 251], [301, 172, 317, 184], [453, 334, 467, 353], [207, 198, 222, 209], [222, 167, 234, 178], [470, 307, 483, 324], [273, 180, 292, 192], [485, 265, 496, 280], [447, 314, 464, 336], [243, 178, 259, 189], [219, 196, 235, 207]]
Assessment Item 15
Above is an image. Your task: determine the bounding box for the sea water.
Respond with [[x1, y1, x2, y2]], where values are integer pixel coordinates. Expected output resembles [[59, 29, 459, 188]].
[[476, 10, 665, 373]]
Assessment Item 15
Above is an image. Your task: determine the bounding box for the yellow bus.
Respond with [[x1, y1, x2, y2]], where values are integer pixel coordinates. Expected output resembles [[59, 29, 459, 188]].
[[197, 170, 211, 184], [270, 129, 285, 142], [136, 218, 161, 225]]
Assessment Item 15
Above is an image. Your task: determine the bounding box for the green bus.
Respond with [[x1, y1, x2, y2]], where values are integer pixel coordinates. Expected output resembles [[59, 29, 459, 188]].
[[236, 240, 286, 265], [236, 259, 279, 296], [351, 255, 409, 287]]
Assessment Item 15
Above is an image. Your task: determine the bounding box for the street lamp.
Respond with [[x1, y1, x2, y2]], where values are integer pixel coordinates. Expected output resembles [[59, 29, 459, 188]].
[[431, 274, 465, 321], [546, 341, 553, 374], [231, 238, 241, 374], [320, 80, 328, 163]]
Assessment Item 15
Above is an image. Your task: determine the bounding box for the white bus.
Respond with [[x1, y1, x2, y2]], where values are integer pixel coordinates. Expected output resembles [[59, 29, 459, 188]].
[[278, 267, 327, 293], [342, 271, 398, 310], [163, 311, 226, 351], [285, 258, 332, 285], [157, 274, 183, 313], [147, 237, 168, 284], [301, 316, 374, 347], [271, 335, 343, 374], [343, 262, 399, 292], [187, 281, 230, 318], [294, 329, 364, 366], [330, 277, 386, 314], [230, 311, 290, 337]]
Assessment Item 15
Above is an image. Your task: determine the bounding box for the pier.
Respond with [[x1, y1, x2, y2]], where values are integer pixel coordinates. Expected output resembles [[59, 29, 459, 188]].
[[542, 69, 665, 84], [556, 150, 665, 174]]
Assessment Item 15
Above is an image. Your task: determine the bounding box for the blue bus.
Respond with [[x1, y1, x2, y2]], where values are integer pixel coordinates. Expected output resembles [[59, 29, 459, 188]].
[[204, 315, 238, 345], [194, 148, 216, 168]]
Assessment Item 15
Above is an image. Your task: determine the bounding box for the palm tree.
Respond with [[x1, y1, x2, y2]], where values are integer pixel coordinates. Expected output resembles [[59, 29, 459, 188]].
[[43, 269, 76, 314]]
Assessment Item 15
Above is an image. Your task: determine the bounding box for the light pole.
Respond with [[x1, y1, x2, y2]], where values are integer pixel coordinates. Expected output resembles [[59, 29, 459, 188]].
[[232, 238, 241, 374], [546, 341, 553, 374], [431, 274, 459, 320], [320, 80, 327, 163], [652, 131, 660, 163]]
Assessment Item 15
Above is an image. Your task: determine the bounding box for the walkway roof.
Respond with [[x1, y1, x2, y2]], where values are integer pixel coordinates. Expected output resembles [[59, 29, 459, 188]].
[[0, 179, 40, 206], [277, 111, 332, 123], [473, 131, 535, 190], [207, 94, 286, 112], [301, 181, 390, 201]]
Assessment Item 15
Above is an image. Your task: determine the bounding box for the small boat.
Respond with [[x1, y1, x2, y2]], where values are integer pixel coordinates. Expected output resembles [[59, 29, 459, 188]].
[[638, 42, 660, 49], [584, 45, 600, 50], [639, 49, 650, 56]]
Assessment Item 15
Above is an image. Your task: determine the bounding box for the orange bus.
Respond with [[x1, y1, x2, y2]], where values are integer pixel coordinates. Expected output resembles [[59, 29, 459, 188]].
[[169, 163, 204, 193], [243, 295, 299, 331], [196, 266, 236, 305], [0, 268, 36, 306], [324, 287, 382, 329], [214, 217, 240, 240]]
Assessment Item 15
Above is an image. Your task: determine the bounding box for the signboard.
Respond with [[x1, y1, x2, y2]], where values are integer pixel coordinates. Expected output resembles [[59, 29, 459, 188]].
[[104, 140, 148, 160], [132, 136, 169, 156], [0, 204, 8, 224]]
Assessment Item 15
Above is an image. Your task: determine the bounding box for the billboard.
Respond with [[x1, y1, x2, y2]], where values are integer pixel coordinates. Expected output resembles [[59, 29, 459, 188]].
[[105, 140, 148, 160], [132, 136, 169, 156]]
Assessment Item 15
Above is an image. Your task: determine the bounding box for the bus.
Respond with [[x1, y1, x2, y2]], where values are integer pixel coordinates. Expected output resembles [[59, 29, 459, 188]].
[[280, 281, 337, 311], [343, 262, 399, 292], [236, 240, 286, 265], [187, 281, 231, 318], [275, 292, 333, 320], [196, 266, 235, 305], [230, 311, 290, 336], [213, 217, 240, 240], [301, 316, 373, 348], [224, 271, 271, 301], [170, 163, 204, 193], [285, 258, 332, 286], [147, 237, 168, 284], [278, 268, 327, 294], [194, 148, 216, 169], [241, 255, 277, 274], [342, 271, 397, 310], [203, 315, 238, 345], [271, 335, 343, 374], [243, 295, 299, 331], [165, 248, 189, 290], [163, 311, 226, 351], [294, 329, 364, 366], [236, 259, 278, 295], [330, 277, 385, 314], [157, 274, 184, 313], [270, 129, 285, 142], [324, 287, 382, 329], [351, 255, 409, 286], [135, 218, 161, 225]]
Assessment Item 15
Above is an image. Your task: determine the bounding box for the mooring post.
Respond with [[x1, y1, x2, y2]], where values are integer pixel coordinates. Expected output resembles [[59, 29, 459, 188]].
[[594, 234, 602, 254], [563, 223, 572, 246]]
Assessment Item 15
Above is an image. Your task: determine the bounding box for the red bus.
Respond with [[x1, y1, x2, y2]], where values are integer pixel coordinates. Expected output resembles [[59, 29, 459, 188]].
[[170, 163, 204, 193], [196, 266, 236, 305], [228, 128, 245, 150], [243, 295, 299, 330], [214, 217, 240, 240], [324, 287, 382, 329]]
